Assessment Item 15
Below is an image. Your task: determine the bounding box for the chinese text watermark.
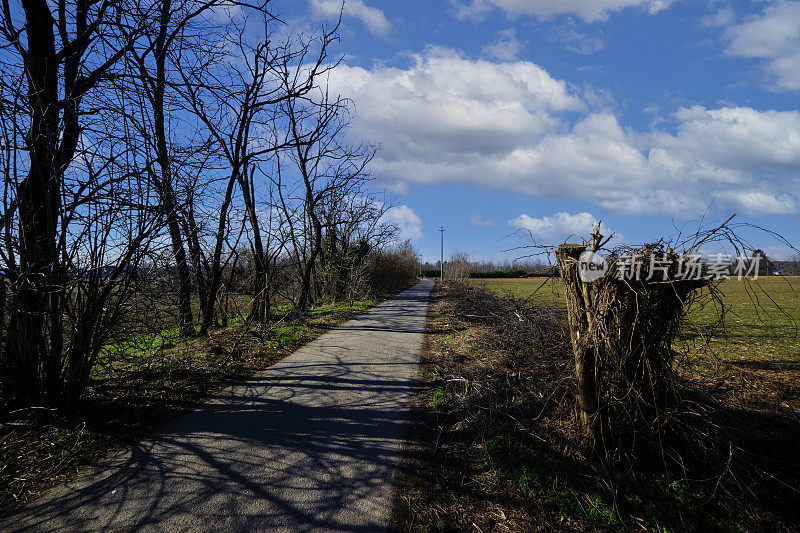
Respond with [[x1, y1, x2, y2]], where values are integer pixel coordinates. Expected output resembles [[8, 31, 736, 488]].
[[578, 252, 763, 283]]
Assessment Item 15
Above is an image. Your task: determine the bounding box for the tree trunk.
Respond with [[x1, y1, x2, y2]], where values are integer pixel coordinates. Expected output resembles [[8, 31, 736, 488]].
[[152, 0, 194, 337], [200, 174, 237, 334], [7, 0, 62, 408], [238, 172, 268, 325], [298, 210, 323, 312], [556, 243, 607, 456], [183, 208, 209, 320]]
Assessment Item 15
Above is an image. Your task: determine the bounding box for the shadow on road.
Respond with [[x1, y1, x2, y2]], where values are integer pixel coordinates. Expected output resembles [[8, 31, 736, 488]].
[[6, 280, 434, 532]]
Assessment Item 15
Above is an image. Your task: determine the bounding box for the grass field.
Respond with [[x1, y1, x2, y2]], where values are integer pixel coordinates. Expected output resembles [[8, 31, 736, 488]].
[[470, 277, 565, 308], [469, 276, 800, 365]]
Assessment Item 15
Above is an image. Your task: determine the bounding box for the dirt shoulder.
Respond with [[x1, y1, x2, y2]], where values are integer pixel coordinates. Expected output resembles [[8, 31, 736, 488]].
[[392, 281, 800, 532]]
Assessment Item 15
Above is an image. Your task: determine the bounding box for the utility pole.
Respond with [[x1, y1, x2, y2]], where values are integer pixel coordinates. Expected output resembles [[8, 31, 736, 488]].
[[439, 226, 445, 280]]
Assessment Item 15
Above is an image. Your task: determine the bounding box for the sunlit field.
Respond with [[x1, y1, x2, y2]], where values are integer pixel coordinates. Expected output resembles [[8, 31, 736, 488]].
[[469, 276, 800, 365], [469, 277, 565, 308]]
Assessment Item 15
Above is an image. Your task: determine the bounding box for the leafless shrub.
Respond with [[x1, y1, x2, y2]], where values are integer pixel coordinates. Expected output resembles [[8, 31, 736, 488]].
[[445, 251, 471, 280], [549, 219, 800, 521], [362, 241, 420, 297]]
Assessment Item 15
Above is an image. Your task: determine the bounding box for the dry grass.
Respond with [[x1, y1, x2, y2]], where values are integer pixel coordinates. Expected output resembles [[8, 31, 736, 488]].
[[393, 281, 579, 532], [393, 281, 800, 532]]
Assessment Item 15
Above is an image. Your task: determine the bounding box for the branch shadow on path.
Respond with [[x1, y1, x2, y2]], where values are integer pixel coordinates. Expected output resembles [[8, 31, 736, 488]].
[[5, 280, 434, 533]]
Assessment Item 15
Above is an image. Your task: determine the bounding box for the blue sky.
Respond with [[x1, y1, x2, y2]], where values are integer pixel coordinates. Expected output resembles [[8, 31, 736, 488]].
[[277, 0, 800, 262]]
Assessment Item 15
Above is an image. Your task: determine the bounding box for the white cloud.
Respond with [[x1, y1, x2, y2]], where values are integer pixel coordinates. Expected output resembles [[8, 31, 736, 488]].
[[326, 47, 583, 164], [701, 6, 735, 29], [383, 205, 423, 242], [716, 190, 798, 216], [721, 1, 800, 91], [327, 47, 800, 217], [468, 214, 496, 227], [453, 0, 677, 22], [451, 0, 492, 21], [209, 0, 244, 22], [508, 212, 603, 242], [659, 106, 800, 172], [482, 28, 523, 61], [310, 0, 391, 36], [549, 24, 606, 54]]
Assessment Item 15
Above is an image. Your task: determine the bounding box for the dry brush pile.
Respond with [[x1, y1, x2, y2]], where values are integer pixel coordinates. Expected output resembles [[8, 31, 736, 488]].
[[395, 270, 799, 531], [554, 223, 800, 509]]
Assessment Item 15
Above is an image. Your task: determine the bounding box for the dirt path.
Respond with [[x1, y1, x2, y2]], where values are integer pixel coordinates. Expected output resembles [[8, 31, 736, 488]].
[[3, 279, 434, 532]]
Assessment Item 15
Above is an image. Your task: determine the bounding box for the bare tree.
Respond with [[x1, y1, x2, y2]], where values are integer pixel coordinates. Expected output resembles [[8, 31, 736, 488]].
[[0, 0, 150, 408], [126, 0, 233, 336], [176, 17, 341, 331], [446, 251, 472, 280], [0, 0, 397, 412], [279, 84, 375, 311], [319, 192, 395, 302]]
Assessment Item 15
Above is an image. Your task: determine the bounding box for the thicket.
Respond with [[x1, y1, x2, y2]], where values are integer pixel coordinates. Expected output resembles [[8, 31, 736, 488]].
[[0, 1, 416, 415]]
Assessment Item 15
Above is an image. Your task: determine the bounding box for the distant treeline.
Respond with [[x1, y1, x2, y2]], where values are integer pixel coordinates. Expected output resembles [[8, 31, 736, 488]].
[[421, 268, 555, 278], [471, 269, 533, 278], [773, 260, 800, 275], [421, 258, 554, 279], [423, 253, 800, 280]]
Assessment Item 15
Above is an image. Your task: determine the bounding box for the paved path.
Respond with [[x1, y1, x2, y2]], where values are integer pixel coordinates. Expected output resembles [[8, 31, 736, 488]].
[[5, 279, 434, 532]]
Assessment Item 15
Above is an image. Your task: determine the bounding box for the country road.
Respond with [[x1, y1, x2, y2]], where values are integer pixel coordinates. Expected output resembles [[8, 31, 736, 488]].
[[4, 279, 434, 533]]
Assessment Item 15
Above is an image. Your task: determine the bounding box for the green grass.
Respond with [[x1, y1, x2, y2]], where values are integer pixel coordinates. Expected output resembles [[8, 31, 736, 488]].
[[677, 276, 800, 365], [588, 494, 618, 525], [274, 323, 306, 344], [430, 388, 447, 410], [469, 277, 565, 308], [469, 276, 800, 364], [308, 299, 379, 315], [95, 297, 387, 376], [484, 434, 548, 498], [95, 325, 204, 376]]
